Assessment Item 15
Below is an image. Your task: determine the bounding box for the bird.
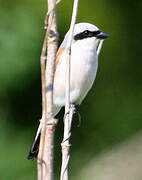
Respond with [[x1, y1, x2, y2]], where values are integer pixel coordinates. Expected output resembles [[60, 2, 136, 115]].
[[28, 22, 109, 160]]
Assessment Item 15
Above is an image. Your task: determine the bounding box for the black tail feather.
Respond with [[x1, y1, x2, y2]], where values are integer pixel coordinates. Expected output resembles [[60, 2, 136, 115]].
[[27, 132, 41, 160]]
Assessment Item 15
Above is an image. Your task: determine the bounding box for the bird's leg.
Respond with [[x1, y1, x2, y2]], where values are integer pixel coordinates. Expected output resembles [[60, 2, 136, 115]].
[[72, 104, 81, 127], [64, 104, 79, 119], [63, 104, 81, 127], [73, 104, 80, 114]]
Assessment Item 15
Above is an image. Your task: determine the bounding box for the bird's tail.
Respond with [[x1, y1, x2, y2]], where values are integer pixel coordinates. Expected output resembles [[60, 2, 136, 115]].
[[27, 107, 61, 160], [27, 124, 42, 160]]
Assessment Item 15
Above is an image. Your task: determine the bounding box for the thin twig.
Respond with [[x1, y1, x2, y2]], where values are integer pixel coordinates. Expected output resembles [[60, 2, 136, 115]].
[[40, 33, 48, 119], [37, 0, 58, 180], [60, 0, 79, 180], [97, 40, 104, 55]]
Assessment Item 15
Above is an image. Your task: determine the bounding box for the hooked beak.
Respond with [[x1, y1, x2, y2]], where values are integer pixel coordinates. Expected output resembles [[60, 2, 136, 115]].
[[96, 32, 110, 39]]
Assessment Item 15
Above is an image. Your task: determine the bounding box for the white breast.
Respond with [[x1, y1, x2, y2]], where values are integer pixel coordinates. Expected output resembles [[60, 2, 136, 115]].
[[53, 37, 98, 106]]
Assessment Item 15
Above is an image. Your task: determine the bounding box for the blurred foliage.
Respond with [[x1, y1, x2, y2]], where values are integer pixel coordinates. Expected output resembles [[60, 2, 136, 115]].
[[0, 0, 142, 179]]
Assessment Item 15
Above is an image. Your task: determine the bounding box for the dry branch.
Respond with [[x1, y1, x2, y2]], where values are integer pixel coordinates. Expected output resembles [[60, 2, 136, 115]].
[[37, 0, 58, 180], [60, 0, 79, 180]]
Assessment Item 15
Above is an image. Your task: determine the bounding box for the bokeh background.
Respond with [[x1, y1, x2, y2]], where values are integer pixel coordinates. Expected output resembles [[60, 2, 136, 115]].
[[0, 0, 142, 179]]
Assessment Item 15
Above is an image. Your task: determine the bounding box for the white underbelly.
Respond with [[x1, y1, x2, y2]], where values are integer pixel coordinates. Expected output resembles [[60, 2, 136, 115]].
[[53, 50, 98, 106], [70, 51, 98, 104]]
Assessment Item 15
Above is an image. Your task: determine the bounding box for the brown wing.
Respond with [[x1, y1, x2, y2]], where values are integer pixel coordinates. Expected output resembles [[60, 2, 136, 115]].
[[55, 47, 65, 68]]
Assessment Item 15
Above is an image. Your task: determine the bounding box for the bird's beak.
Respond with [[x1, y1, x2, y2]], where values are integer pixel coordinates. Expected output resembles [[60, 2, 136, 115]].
[[96, 32, 110, 39]]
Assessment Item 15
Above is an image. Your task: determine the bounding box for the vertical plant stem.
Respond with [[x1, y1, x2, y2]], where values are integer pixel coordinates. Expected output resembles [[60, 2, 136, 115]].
[[60, 0, 79, 180], [97, 40, 104, 55], [37, 0, 58, 180]]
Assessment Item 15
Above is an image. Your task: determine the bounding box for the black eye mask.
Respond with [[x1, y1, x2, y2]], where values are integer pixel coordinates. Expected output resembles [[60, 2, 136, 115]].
[[74, 30, 101, 40]]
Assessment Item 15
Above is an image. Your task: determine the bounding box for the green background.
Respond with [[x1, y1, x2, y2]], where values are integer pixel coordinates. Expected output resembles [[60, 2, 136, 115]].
[[0, 0, 142, 179]]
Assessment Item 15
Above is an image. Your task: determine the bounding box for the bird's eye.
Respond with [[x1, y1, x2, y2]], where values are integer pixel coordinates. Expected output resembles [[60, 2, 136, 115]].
[[74, 30, 98, 40], [83, 30, 90, 35], [93, 30, 101, 35]]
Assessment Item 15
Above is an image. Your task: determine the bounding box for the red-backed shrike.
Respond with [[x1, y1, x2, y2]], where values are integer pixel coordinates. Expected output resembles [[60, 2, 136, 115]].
[[28, 22, 109, 159]]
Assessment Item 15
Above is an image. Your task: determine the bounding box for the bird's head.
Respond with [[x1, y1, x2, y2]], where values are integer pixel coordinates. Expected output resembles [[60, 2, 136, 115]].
[[62, 22, 109, 53]]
